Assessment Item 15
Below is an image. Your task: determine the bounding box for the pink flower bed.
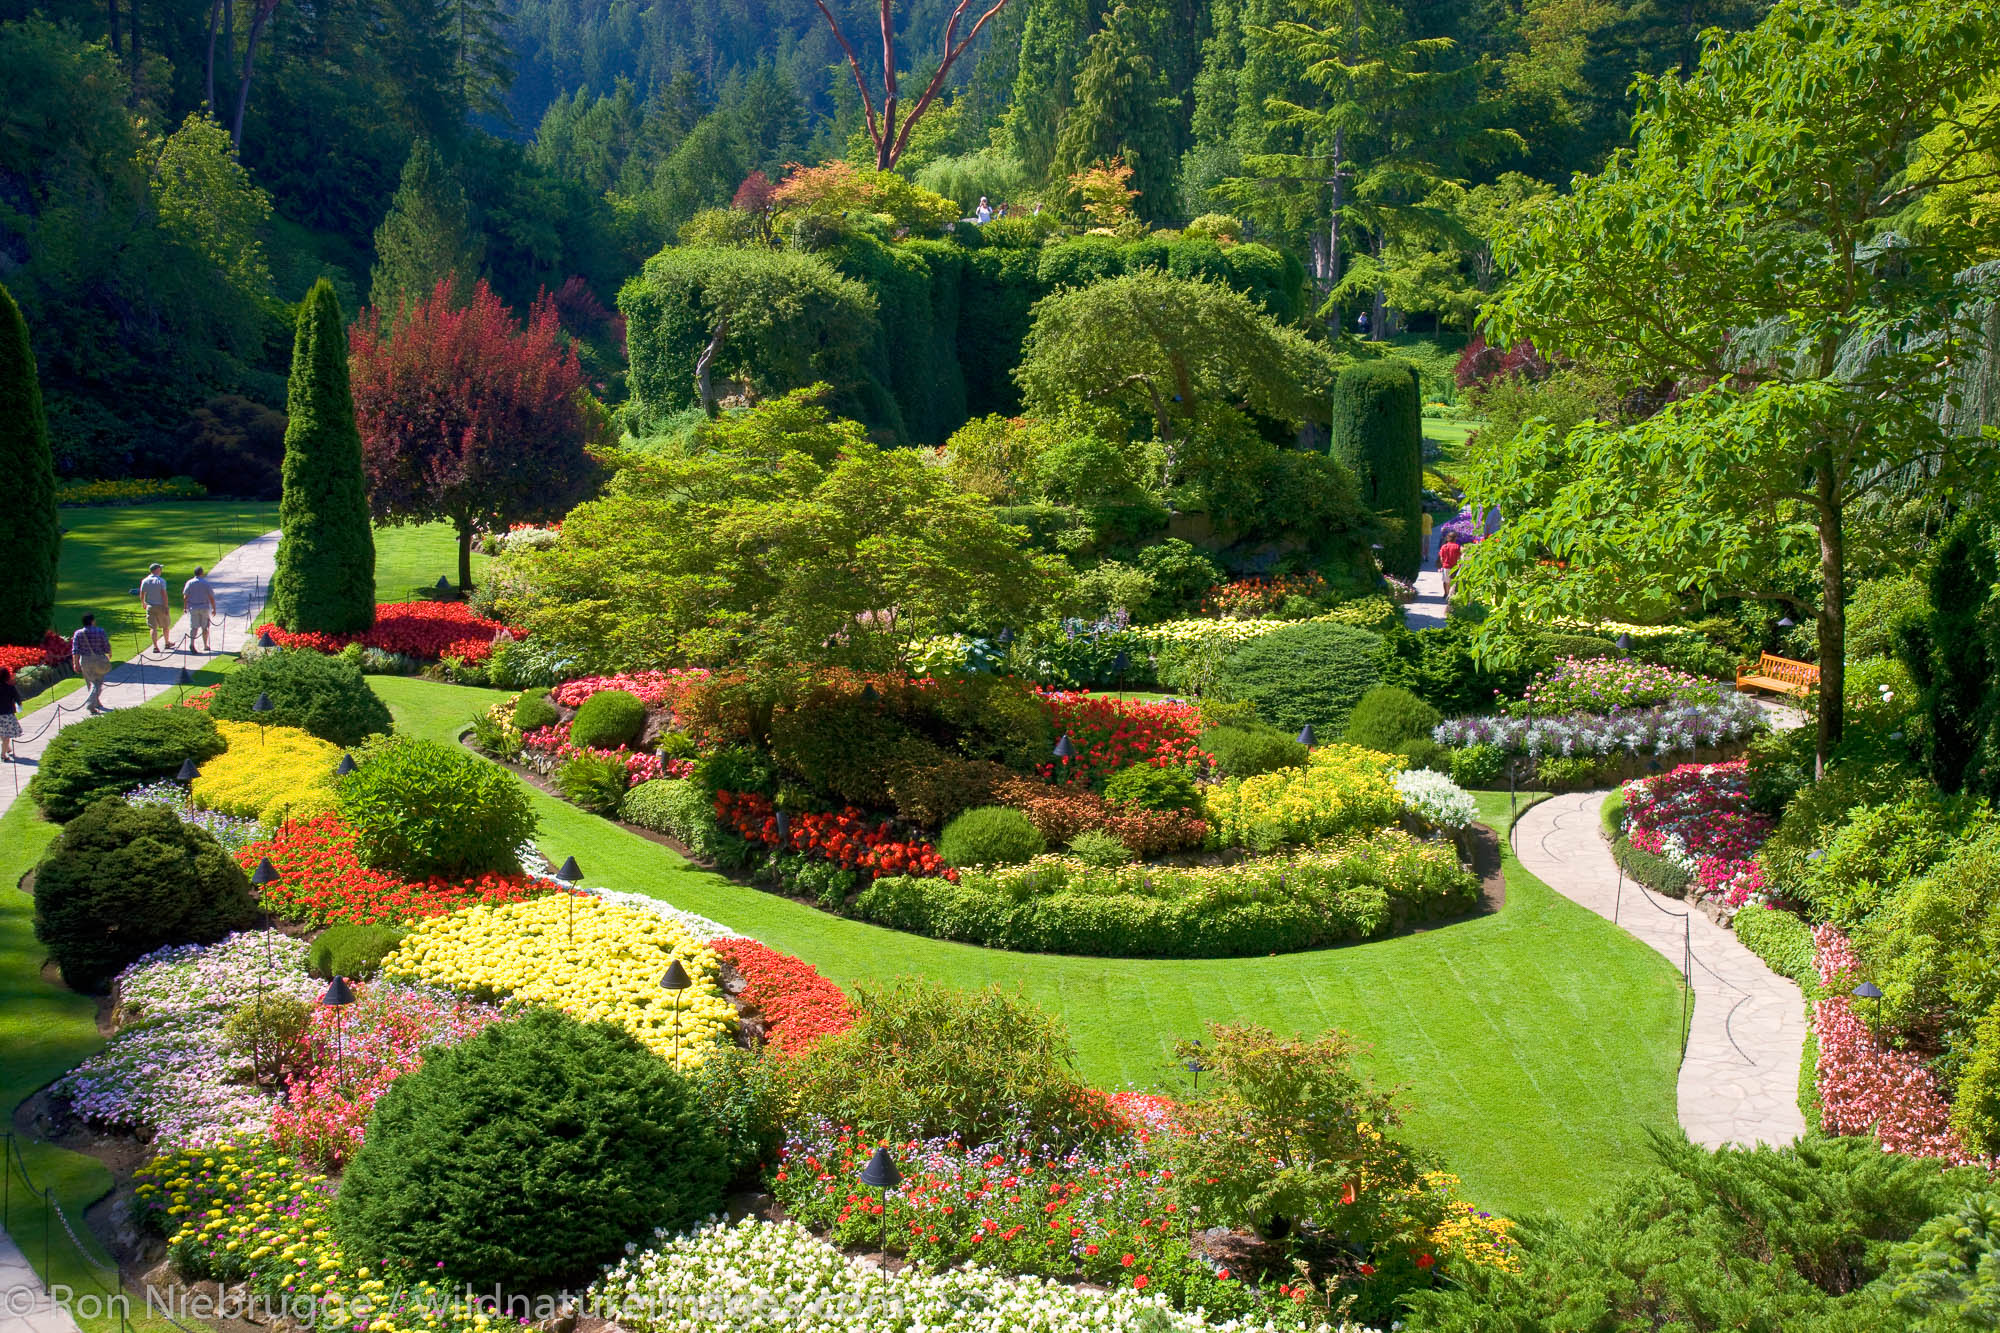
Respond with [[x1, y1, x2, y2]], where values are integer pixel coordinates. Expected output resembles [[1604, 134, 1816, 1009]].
[[551, 669, 710, 711], [520, 723, 692, 785], [1810, 925, 1985, 1165], [1620, 760, 1772, 907]]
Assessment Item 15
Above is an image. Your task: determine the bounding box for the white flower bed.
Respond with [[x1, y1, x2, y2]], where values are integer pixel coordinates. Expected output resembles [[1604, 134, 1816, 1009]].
[[516, 844, 744, 939], [592, 1218, 1376, 1333], [1393, 769, 1478, 831]]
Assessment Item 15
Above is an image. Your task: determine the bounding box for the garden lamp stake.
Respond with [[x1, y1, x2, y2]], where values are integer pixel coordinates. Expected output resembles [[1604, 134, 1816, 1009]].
[[661, 959, 691, 1065], [860, 1145, 901, 1256], [556, 856, 583, 955]]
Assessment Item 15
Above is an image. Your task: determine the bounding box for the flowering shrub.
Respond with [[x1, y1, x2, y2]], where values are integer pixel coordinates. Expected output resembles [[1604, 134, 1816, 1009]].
[[592, 1217, 1373, 1333], [235, 815, 563, 927], [1434, 696, 1763, 759], [56, 475, 207, 505], [1392, 769, 1478, 831], [126, 780, 266, 853], [1506, 657, 1720, 716], [51, 932, 318, 1145], [709, 938, 853, 1054], [551, 668, 710, 711], [491, 522, 562, 552], [716, 790, 956, 881], [992, 777, 1207, 855], [1812, 925, 1987, 1166], [136, 1137, 491, 1333], [191, 721, 342, 824], [1038, 692, 1209, 784], [381, 895, 735, 1071], [257, 602, 523, 664], [1203, 746, 1406, 850], [1620, 761, 1773, 908], [272, 982, 502, 1168], [1201, 573, 1327, 620]]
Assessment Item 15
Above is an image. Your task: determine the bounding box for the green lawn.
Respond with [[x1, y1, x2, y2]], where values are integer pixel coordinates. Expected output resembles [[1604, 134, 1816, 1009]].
[[377, 675, 1686, 1219], [372, 521, 489, 604]]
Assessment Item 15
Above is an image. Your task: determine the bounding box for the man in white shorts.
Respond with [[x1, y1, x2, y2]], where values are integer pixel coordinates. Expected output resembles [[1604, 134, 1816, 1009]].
[[139, 563, 171, 654], [184, 565, 220, 652]]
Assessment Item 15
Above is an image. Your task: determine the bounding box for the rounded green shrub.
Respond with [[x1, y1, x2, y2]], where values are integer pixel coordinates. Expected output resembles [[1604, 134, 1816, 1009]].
[[209, 648, 391, 747], [29, 710, 225, 822], [307, 922, 409, 980], [567, 688, 647, 750], [1101, 763, 1201, 812], [32, 799, 259, 991], [332, 1008, 729, 1292], [1212, 622, 1385, 738], [938, 806, 1045, 868], [335, 737, 535, 878], [1449, 743, 1508, 788], [1201, 724, 1308, 778], [1067, 828, 1134, 867], [1343, 685, 1442, 752], [511, 688, 558, 732]]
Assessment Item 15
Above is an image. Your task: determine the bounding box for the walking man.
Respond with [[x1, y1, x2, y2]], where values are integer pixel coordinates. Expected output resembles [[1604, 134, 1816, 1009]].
[[71, 614, 114, 713], [1438, 536, 1463, 598], [138, 563, 170, 654], [183, 565, 219, 652]]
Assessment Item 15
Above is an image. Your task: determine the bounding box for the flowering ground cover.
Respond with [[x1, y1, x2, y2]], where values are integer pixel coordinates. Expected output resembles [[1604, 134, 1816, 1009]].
[[126, 780, 267, 853], [1618, 760, 1773, 908], [716, 791, 955, 881], [192, 721, 342, 824], [1434, 695, 1763, 759], [1202, 746, 1406, 850], [708, 937, 853, 1053], [235, 815, 564, 927], [1505, 657, 1721, 716], [258, 602, 522, 664], [1038, 692, 1210, 784]]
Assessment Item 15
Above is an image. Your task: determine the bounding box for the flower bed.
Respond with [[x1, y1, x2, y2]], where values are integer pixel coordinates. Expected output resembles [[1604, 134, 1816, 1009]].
[[708, 938, 853, 1054], [192, 721, 342, 824], [236, 815, 563, 928], [51, 933, 319, 1146], [257, 602, 523, 664], [0, 642, 56, 674], [1391, 769, 1478, 831], [57, 475, 207, 506], [1038, 692, 1210, 784], [1617, 760, 1772, 909], [716, 791, 956, 881], [854, 830, 1478, 958], [992, 777, 1207, 855], [1505, 657, 1721, 716], [126, 780, 266, 853], [1201, 573, 1327, 619], [1202, 746, 1406, 850], [550, 668, 710, 710], [1434, 696, 1763, 759], [381, 895, 735, 1071]]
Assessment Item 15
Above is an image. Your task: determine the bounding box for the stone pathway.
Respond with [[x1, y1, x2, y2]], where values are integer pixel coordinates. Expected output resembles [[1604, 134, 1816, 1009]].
[[0, 530, 281, 821], [0, 1227, 78, 1333], [1403, 546, 1449, 630], [1512, 791, 1808, 1149]]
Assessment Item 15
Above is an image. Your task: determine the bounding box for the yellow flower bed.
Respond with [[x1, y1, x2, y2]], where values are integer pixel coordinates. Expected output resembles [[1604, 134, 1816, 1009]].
[[1202, 743, 1406, 849], [1422, 1172, 1520, 1273], [136, 1136, 490, 1333], [192, 722, 341, 824], [382, 895, 734, 1071]]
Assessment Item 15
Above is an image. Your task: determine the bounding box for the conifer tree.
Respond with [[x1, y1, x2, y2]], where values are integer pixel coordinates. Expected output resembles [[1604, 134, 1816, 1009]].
[[0, 283, 57, 645], [368, 140, 482, 314], [1049, 0, 1181, 221], [268, 280, 376, 634]]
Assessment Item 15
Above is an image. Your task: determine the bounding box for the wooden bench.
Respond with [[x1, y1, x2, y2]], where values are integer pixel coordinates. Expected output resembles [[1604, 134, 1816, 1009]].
[[1736, 652, 1819, 699]]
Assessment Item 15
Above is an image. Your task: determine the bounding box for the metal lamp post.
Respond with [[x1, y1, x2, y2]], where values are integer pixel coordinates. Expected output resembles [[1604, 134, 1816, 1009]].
[[176, 758, 200, 784], [1052, 734, 1076, 784], [251, 692, 273, 746], [256, 630, 277, 650], [555, 856, 582, 953], [660, 959, 691, 1064], [321, 976, 356, 1071], [335, 754, 358, 777], [859, 1145, 902, 1255], [1852, 981, 1883, 1027], [1296, 725, 1315, 749]]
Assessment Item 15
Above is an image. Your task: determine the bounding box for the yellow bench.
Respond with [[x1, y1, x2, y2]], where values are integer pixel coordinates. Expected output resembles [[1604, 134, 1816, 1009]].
[[1736, 652, 1818, 699]]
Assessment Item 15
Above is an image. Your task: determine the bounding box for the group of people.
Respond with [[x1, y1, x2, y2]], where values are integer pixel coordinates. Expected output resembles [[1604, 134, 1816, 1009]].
[[0, 562, 225, 763], [973, 196, 1039, 225]]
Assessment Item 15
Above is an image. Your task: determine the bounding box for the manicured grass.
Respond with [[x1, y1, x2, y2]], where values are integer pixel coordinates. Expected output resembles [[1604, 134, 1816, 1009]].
[[377, 676, 1686, 1219], [372, 520, 489, 604]]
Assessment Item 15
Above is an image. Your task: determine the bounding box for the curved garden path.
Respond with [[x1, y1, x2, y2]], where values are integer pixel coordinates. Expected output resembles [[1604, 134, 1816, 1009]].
[[0, 530, 281, 823], [1512, 791, 1808, 1149]]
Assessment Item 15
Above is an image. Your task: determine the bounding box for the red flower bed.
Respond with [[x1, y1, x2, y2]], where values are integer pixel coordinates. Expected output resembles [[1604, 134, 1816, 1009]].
[[1036, 692, 1209, 785], [1620, 760, 1773, 907], [256, 601, 523, 664], [550, 669, 710, 711], [710, 937, 854, 1053], [715, 790, 956, 881], [235, 814, 567, 927], [0, 645, 48, 673]]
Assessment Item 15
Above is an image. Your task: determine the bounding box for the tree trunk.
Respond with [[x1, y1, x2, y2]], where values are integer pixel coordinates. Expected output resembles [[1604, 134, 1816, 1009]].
[[695, 316, 727, 417], [1814, 459, 1845, 778], [231, 0, 273, 150], [457, 521, 475, 594], [204, 0, 223, 112], [107, 0, 120, 63]]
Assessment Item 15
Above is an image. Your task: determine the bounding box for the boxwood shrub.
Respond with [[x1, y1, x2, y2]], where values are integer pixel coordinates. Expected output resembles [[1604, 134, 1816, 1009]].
[[567, 688, 646, 750], [1200, 723, 1308, 778], [209, 648, 392, 747], [335, 737, 535, 878], [1343, 685, 1441, 751], [938, 806, 1045, 868], [30, 710, 225, 821], [307, 922, 409, 980]]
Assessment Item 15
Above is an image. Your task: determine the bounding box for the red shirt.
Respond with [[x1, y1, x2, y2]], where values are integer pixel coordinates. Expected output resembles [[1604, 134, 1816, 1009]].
[[1439, 540, 1463, 570]]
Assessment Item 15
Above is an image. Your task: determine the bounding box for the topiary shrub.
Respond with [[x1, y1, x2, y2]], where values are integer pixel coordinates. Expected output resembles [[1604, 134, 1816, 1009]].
[[938, 805, 1045, 868], [32, 799, 260, 991], [0, 282, 57, 646], [1212, 622, 1385, 738], [335, 737, 535, 878], [208, 648, 392, 747], [567, 688, 646, 750], [333, 1008, 729, 1292], [307, 922, 409, 980], [30, 711, 225, 822], [1343, 685, 1443, 751], [1101, 763, 1201, 812], [1329, 359, 1421, 578], [1201, 724, 1308, 779], [511, 688, 558, 732], [1067, 828, 1134, 867]]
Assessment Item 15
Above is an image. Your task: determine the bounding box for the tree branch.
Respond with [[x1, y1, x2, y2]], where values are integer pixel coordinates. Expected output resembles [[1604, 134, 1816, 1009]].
[[811, 0, 882, 154]]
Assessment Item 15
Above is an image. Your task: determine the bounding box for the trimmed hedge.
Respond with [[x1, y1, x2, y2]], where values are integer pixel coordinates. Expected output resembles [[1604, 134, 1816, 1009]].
[[209, 648, 392, 747], [307, 922, 409, 980], [1201, 724, 1308, 778], [938, 806, 1044, 868], [30, 710, 225, 821], [1601, 788, 1694, 898], [1212, 621, 1385, 737], [1733, 906, 1817, 994], [1330, 359, 1422, 578]]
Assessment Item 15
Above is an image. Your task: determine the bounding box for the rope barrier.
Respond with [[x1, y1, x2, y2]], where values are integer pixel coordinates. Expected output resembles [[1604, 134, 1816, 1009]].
[[2, 1131, 134, 1333]]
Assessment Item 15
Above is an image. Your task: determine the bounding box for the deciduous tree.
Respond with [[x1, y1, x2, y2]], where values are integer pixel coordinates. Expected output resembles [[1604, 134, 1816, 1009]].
[[808, 0, 1022, 171]]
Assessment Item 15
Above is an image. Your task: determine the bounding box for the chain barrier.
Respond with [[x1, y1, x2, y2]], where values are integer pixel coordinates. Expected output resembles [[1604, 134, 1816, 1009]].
[[2, 1131, 132, 1333]]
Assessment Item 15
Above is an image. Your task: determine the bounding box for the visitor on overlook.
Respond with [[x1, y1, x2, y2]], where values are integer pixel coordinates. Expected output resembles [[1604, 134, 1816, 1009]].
[[138, 562, 170, 654], [0, 666, 19, 761], [183, 565, 219, 652], [71, 614, 113, 714], [975, 196, 992, 224]]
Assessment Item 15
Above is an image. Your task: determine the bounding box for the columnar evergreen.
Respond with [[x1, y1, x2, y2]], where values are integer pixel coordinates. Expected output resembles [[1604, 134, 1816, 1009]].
[[0, 282, 58, 645], [1330, 358, 1422, 579], [268, 279, 376, 634]]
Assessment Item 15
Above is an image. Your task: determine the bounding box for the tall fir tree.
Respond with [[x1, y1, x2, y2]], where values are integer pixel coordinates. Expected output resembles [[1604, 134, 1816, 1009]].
[[369, 139, 483, 314], [1006, 0, 1104, 181], [0, 283, 58, 646], [1049, 0, 1183, 221], [268, 280, 376, 635]]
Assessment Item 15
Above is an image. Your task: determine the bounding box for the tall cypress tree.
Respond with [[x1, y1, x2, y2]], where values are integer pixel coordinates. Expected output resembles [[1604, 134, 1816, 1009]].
[[268, 280, 376, 634], [0, 283, 57, 645], [1330, 358, 1422, 579]]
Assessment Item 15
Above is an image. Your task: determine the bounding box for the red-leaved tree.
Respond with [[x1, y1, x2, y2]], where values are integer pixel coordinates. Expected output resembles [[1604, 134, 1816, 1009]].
[[351, 279, 601, 592]]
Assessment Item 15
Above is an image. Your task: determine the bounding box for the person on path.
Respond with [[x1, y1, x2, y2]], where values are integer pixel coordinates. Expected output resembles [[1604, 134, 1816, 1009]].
[[183, 566, 219, 652], [139, 563, 170, 653], [0, 667, 20, 761], [1438, 537, 1463, 597], [71, 614, 113, 713], [1420, 510, 1435, 562]]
